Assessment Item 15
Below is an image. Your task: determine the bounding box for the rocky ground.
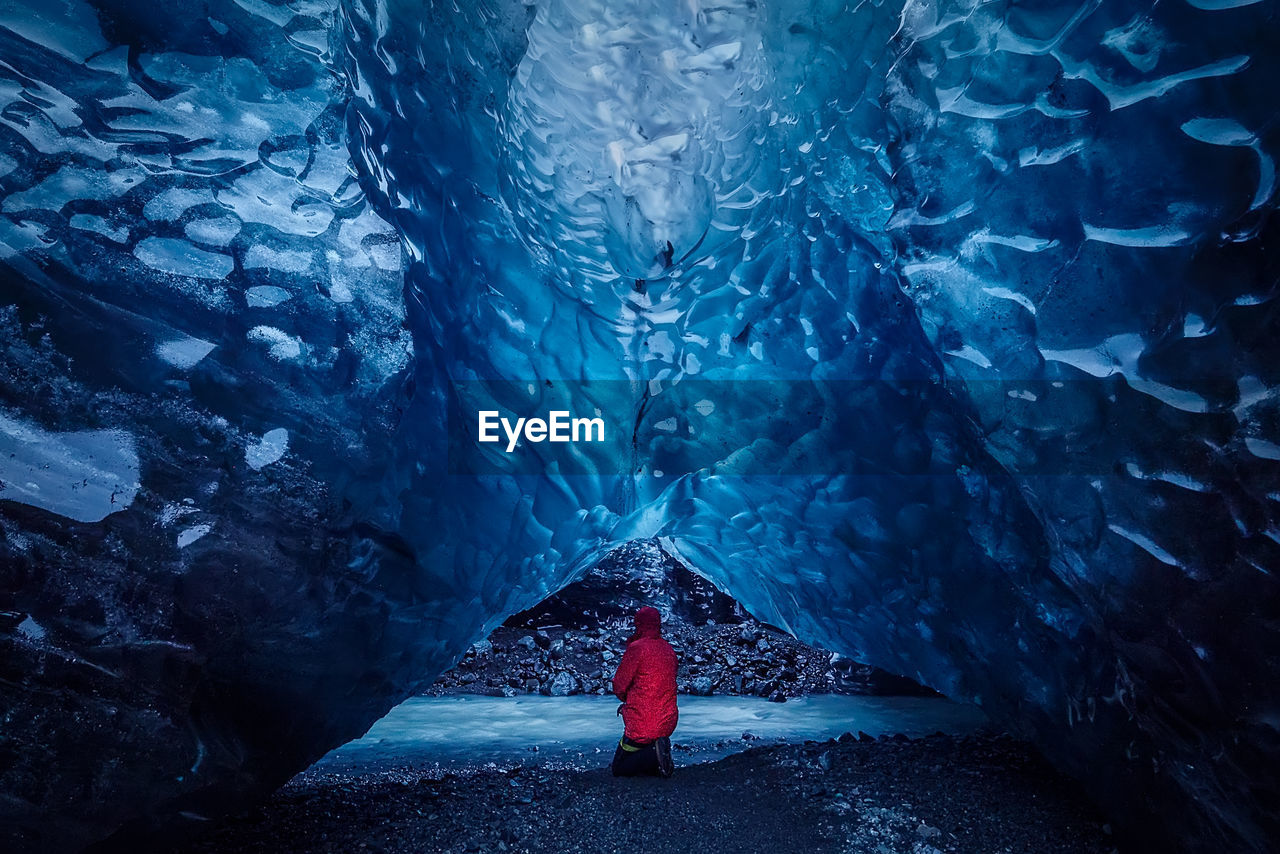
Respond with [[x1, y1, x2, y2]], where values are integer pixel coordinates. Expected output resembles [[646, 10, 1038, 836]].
[[424, 619, 934, 701], [176, 732, 1119, 854], [177, 542, 1112, 853], [425, 540, 933, 702]]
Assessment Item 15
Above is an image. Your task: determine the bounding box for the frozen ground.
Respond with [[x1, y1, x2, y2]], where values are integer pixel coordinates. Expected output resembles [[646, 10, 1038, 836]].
[[180, 730, 1113, 854], [177, 698, 1112, 854], [316, 694, 988, 772]]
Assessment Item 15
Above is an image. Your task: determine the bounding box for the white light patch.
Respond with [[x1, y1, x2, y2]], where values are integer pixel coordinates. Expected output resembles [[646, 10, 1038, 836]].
[[245, 428, 289, 471], [0, 411, 139, 523], [177, 524, 212, 548], [156, 336, 216, 369], [247, 326, 303, 361]]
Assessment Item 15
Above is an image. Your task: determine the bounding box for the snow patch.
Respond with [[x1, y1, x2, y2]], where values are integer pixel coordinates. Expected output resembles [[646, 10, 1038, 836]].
[[247, 326, 303, 361]]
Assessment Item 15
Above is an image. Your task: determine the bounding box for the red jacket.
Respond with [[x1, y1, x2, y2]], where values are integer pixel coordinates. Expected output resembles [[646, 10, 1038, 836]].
[[612, 607, 678, 743]]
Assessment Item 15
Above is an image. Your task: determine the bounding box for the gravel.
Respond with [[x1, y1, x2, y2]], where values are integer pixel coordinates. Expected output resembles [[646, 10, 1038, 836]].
[[426, 619, 936, 701], [176, 733, 1118, 854]]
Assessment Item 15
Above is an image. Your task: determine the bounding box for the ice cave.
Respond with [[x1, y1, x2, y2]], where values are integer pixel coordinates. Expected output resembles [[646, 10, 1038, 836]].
[[0, 0, 1277, 851]]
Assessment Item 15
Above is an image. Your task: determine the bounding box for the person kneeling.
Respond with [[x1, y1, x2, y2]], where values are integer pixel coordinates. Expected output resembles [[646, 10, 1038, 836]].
[[609, 606, 677, 778]]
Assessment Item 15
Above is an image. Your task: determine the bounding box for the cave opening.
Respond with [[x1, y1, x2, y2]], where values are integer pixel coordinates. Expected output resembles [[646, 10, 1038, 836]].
[[433, 538, 942, 703], [179, 540, 1112, 854], [326, 538, 965, 775]]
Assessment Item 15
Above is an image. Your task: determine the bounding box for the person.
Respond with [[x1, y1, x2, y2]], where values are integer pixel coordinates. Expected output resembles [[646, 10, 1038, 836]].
[[610, 606, 677, 778]]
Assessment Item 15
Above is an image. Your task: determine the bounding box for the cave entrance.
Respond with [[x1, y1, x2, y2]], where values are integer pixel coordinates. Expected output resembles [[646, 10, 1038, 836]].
[[431, 539, 938, 702], [312, 541, 984, 776]]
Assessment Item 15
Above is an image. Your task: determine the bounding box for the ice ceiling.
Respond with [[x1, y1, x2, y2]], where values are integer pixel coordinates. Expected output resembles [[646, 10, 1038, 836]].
[[0, 0, 1277, 851]]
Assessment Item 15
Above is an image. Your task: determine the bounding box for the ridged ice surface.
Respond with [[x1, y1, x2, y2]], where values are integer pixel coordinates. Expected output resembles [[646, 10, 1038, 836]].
[[1, 1, 1277, 851], [502, 0, 780, 293]]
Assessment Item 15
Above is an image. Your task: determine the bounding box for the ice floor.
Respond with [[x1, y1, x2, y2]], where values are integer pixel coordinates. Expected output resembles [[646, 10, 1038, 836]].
[[311, 695, 988, 773]]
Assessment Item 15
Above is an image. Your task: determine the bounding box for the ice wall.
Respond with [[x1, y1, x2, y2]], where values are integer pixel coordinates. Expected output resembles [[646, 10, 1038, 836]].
[[341, 0, 1279, 846], [0, 2, 433, 849], [0, 0, 1277, 851]]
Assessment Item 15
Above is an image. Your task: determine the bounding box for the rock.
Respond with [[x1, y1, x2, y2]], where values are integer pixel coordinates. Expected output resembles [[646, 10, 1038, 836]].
[[690, 676, 714, 696], [916, 823, 942, 839], [470, 639, 493, 656], [769, 691, 787, 703], [517, 636, 537, 651], [534, 630, 551, 650], [549, 639, 565, 659], [547, 672, 577, 696]]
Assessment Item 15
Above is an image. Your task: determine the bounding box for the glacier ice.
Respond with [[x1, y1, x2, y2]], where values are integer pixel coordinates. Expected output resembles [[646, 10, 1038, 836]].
[[0, 0, 1277, 851], [0, 411, 139, 523], [244, 427, 290, 471]]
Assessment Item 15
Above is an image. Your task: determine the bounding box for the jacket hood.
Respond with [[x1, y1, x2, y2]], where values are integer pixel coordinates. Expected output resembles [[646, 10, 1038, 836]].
[[632, 606, 662, 640]]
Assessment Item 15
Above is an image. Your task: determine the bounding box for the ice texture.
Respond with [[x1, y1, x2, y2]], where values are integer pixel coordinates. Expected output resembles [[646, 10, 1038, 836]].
[[0, 1, 1277, 851], [0, 411, 139, 523], [244, 427, 290, 471]]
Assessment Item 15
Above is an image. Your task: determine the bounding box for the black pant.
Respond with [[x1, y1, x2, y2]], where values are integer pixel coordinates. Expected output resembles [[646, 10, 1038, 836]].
[[610, 736, 662, 777]]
